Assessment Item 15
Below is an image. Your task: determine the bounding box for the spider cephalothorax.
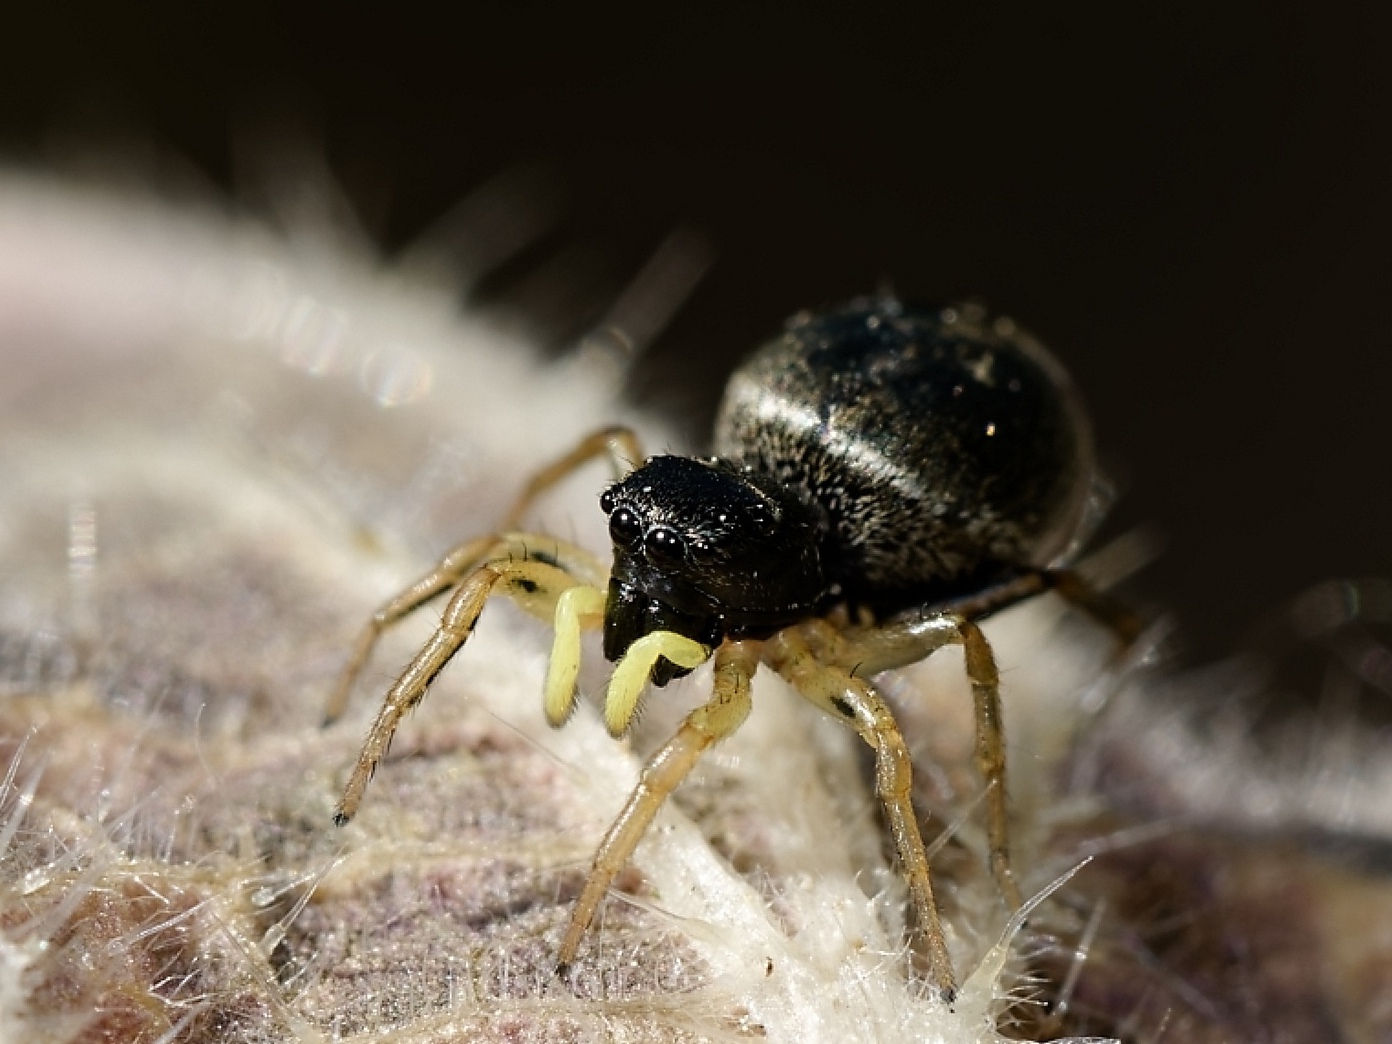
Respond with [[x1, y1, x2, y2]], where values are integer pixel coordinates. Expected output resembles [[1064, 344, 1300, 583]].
[[600, 455, 825, 684]]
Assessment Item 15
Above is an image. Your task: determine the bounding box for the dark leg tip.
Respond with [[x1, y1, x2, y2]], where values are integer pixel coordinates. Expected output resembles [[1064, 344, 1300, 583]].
[[332, 810, 350, 827]]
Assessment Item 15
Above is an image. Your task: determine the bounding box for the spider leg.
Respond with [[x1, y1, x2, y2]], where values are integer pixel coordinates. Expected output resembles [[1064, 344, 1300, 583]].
[[333, 534, 602, 825], [955, 618, 1020, 911], [501, 425, 644, 530], [557, 639, 760, 970], [327, 422, 638, 724], [810, 605, 1021, 915], [1049, 569, 1148, 650], [765, 626, 958, 1003], [834, 572, 1050, 676], [840, 611, 1023, 911], [324, 534, 500, 725], [823, 569, 1145, 913], [838, 568, 1145, 678]]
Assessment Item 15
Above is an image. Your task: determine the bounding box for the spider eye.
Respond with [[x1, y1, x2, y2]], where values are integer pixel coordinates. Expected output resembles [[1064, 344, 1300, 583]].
[[608, 506, 641, 547], [644, 526, 686, 564], [600, 488, 616, 514], [687, 537, 716, 563]]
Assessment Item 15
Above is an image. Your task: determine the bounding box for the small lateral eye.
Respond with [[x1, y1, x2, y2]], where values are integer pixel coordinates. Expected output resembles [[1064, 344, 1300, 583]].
[[609, 506, 641, 547], [600, 488, 616, 514], [687, 537, 716, 563], [644, 526, 686, 564]]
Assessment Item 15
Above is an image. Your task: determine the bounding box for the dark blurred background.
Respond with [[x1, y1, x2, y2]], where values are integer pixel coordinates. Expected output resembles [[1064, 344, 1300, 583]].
[[3, 2, 1389, 664]]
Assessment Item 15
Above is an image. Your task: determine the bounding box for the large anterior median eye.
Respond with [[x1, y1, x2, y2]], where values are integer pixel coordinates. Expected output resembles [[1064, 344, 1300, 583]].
[[608, 506, 641, 547], [644, 526, 686, 564]]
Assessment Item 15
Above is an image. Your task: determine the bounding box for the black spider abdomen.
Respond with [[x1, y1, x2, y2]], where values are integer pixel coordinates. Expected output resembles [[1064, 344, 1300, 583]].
[[713, 299, 1095, 609]]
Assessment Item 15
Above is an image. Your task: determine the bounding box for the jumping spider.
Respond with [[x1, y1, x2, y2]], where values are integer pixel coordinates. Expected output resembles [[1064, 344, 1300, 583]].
[[326, 297, 1140, 1001]]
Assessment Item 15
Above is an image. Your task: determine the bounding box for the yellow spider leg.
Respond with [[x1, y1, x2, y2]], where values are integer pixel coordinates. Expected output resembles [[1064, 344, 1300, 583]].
[[333, 546, 584, 825], [828, 567, 1147, 916], [325, 532, 607, 725], [545, 584, 608, 726], [604, 630, 712, 737], [957, 620, 1021, 910], [834, 612, 962, 676], [324, 534, 500, 725], [765, 625, 957, 1003], [327, 413, 628, 724], [835, 610, 1023, 912], [502, 425, 644, 530], [839, 569, 1145, 675], [558, 640, 760, 970]]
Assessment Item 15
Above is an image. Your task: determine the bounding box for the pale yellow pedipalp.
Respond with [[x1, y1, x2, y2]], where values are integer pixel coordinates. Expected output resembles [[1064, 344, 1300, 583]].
[[604, 631, 711, 736], [544, 584, 607, 726]]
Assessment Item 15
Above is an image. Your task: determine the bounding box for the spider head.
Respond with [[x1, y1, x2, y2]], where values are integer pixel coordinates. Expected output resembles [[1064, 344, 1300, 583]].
[[599, 455, 826, 684]]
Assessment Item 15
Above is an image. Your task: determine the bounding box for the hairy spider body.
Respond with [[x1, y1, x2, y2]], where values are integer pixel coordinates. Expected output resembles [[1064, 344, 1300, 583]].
[[716, 302, 1094, 604], [328, 297, 1138, 1003], [604, 301, 1095, 681]]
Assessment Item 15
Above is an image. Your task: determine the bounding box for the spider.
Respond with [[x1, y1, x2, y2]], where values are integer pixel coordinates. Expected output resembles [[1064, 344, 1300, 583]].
[[326, 297, 1141, 1002]]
